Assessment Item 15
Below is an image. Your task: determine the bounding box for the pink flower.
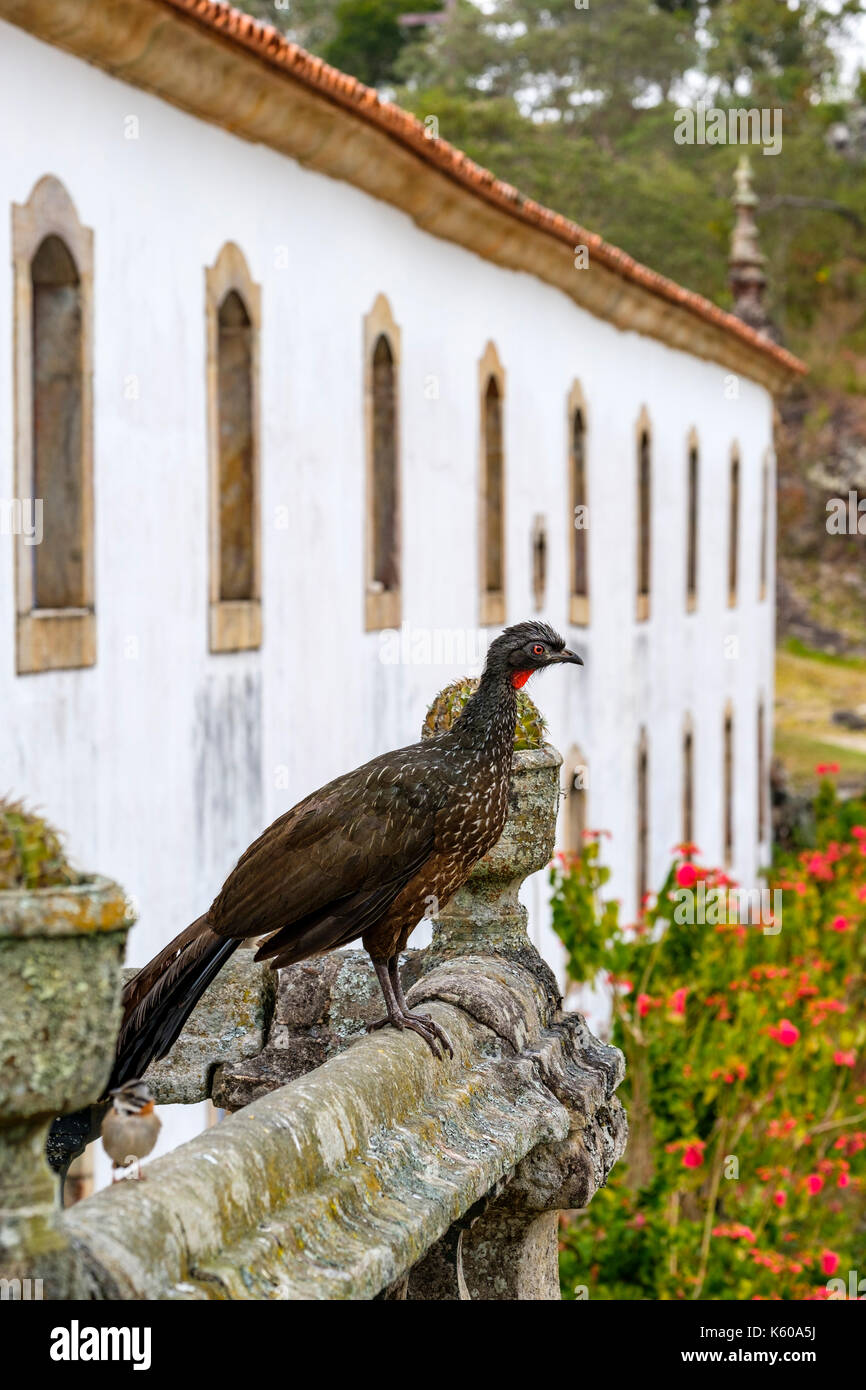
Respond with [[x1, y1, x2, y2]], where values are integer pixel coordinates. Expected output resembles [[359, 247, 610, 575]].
[[773, 1190, 786, 1208], [769, 1020, 800, 1047], [676, 862, 697, 888], [831, 916, 850, 933], [637, 993, 652, 1018], [834, 1050, 856, 1068], [683, 1143, 705, 1169], [838, 1171, 851, 1189], [669, 987, 688, 1015], [806, 1174, 824, 1195], [821, 1250, 840, 1276]]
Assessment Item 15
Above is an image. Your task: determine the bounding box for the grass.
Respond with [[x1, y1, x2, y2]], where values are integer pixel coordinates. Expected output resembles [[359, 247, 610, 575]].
[[775, 641, 866, 791]]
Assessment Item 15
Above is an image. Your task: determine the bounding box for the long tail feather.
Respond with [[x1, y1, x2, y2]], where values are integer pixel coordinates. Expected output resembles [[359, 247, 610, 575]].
[[108, 921, 241, 1090]]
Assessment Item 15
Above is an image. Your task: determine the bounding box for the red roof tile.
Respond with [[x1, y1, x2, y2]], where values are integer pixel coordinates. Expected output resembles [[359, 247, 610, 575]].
[[159, 0, 805, 378]]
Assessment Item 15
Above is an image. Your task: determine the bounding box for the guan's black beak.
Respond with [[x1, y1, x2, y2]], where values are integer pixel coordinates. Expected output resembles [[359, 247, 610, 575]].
[[555, 648, 583, 666]]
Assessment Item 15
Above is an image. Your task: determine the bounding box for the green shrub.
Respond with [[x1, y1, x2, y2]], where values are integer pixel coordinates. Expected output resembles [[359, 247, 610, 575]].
[[423, 677, 547, 750], [0, 797, 79, 891], [551, 781, 866, 1300]]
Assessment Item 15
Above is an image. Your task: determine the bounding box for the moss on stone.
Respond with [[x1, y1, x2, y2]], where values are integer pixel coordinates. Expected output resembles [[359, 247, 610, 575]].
[[422, 678, 547, 750], [0, 798, 79, 891]]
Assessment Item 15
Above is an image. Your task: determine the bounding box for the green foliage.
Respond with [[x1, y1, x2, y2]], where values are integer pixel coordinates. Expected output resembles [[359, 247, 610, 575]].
[[323, 0, 429, 88], [0, 797, 79, 891], [551, 787, 866, 1300], [422, 676, 547, 750]]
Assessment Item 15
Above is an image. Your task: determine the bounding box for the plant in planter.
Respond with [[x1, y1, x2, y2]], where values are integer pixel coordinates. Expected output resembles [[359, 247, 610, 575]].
[[0, 798, 134, 1294], [0, 797, 81, 891], [422, 676, 548, 749]]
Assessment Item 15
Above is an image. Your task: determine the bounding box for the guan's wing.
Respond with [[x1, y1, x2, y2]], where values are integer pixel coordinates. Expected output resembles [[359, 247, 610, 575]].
[[206, 740, 456, 961]]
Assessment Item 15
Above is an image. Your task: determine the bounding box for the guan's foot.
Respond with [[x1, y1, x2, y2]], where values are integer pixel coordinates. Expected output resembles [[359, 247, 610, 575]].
[[367, 1010, 453, 1060]]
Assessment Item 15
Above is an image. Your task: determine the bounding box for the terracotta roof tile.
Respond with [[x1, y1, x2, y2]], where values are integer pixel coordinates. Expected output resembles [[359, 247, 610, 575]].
[[158, 0, 805, 378]]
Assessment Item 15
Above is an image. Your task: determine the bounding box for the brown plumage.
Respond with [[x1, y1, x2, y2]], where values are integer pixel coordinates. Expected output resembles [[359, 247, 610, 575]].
[[109, 621, 582, 1078]]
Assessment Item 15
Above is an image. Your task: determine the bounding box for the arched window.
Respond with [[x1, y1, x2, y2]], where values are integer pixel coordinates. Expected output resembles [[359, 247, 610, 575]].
[[686, 431, 699, 612], [759, 452, 770, 602], [757, 698, 767, 845], [479, 342, 506, 626], [637, 726, 649, 909], [206, 243, 261, 652], [636, 411, 651, 621], [217, 290, 254, 603], [32, 235, 84, 610], [13, 176, 95, 673], [371, 335, 399, 589], [364, 295, 401, 630], [683, 715, 695, 846], [723, 704, 735, 867], [562, 747, 588, 854], [568, 382, 589, 624], [728, 446, 740, 607]]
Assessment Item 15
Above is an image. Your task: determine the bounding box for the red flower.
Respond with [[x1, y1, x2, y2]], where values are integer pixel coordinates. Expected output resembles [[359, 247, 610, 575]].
[[682, 1143, 705, 1169], [676, 862, 697, 888], [669, 987, 688, 1015], [831, 916, 850, 933], [833, 1050, 856, 1068], [838, 1171, 851, 1189], [773, 1190, 786, 1208], [821, 1250, 840, 1276], [806, 1174, 824, 1195], [769, 1019, 800, 1047]]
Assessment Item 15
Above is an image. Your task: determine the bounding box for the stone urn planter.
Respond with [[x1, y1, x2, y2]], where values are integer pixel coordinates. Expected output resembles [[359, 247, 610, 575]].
[[0, 875, 135, 1292]]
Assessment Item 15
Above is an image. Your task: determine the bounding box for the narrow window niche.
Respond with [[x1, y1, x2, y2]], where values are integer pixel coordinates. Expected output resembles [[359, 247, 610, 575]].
[[206, 242, 262, 653], [13, 176, 95, 674]]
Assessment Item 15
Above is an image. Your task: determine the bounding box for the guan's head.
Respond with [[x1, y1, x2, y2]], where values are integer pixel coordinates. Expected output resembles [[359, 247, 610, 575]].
[[484, 621, 583, 689]]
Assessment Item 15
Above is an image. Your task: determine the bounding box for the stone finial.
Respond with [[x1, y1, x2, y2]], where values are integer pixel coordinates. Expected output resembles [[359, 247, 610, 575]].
[[728, 155, 775, 339]]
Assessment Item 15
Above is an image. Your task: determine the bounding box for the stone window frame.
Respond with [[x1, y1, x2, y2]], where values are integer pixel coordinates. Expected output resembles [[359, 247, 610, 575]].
[[685, 426, 699, 614], [206, 242, 262, 654], [636, 725, 649, 910], [723, 699, 735, 868], [567, 379, 589, 626], [758, 449, 771, 602], [478, 341, 507, 628], [727, 443, 741, 609], [682, 712, 695, 847], [635, 406, 652, 623], [363, 293, 402, 632], [757, 694, 767, 846], [12, 175, 95, 675]]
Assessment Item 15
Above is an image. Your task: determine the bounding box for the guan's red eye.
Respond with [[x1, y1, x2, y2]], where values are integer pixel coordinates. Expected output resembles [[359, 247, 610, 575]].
[[533, 644, 545, 656]]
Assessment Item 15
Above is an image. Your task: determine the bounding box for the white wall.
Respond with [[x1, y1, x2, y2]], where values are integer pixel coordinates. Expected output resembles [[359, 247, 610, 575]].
[[0, 22, 775, 1163]]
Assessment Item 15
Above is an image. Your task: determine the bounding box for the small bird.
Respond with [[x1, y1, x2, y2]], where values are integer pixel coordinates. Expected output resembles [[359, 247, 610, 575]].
[[107, 620, 582, 1080], [101, 1079, 161, 1179]]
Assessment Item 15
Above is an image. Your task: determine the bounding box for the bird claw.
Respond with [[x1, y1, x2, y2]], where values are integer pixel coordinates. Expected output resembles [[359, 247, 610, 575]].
[[367, 1010, 453, 1060]]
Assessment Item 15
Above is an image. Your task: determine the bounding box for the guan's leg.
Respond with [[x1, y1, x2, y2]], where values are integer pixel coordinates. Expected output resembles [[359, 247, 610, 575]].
[[368, 956, 449, 1060], [389, 956, 453, 1058]]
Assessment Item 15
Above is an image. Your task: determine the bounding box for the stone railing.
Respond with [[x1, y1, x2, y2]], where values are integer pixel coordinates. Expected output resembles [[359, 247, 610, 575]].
[[1, 741, 627, 1301]]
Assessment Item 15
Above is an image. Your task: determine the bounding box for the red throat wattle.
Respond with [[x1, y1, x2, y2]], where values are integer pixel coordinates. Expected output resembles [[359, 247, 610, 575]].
[[511, 670, 532, 689]]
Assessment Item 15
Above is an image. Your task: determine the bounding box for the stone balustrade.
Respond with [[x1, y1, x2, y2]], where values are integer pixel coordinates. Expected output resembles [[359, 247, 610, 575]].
[[1, 738, 627, 1300]]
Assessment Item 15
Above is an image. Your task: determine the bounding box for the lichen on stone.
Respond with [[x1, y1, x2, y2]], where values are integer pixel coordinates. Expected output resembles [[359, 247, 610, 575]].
[[0, 797, 80, 891], [422, 678, 547, 750]]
